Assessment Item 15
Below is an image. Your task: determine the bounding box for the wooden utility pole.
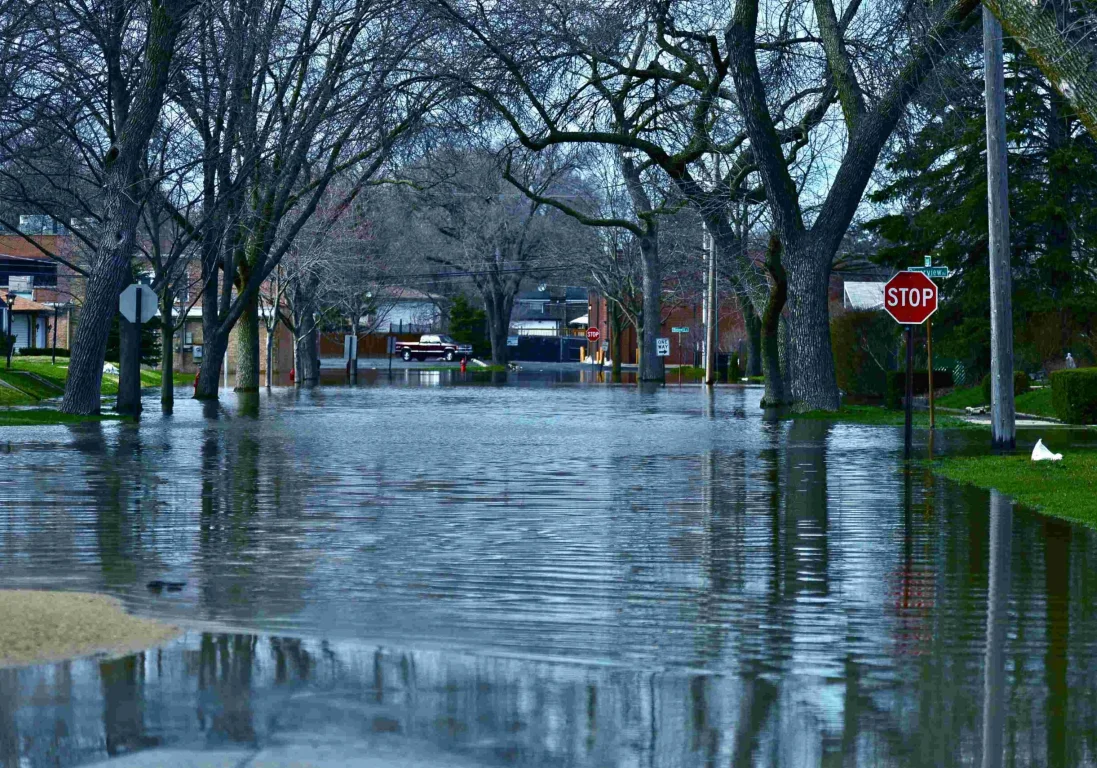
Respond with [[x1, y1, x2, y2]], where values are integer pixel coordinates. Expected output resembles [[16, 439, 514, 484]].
[[704, 226, 717, 385], [985, 9, 1016, 448]]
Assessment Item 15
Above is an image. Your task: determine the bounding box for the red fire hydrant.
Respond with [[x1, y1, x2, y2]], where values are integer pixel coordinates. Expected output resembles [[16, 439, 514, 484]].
[[460, 357, 467, 373], [289, 368, 295, 384], [193, 366, 201, 395]]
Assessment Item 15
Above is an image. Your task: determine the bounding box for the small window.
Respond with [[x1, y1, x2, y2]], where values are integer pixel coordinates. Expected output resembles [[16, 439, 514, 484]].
[[184, 331, 194, 345]]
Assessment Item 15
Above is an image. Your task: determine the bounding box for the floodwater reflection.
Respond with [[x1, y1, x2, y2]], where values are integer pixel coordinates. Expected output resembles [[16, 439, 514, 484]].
[[1, 384, 1097, 766]]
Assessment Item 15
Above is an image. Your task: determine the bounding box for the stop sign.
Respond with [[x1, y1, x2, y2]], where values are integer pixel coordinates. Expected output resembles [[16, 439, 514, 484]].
[[586, 326, 601, 342], [884, 272, 939, 325]]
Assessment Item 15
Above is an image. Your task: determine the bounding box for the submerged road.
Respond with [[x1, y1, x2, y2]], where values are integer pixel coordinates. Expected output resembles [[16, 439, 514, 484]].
[[1, 375, 1096, 767]]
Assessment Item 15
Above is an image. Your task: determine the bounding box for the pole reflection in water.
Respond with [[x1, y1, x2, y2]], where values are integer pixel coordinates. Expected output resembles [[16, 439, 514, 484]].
[[981, 490, 1012, 768]]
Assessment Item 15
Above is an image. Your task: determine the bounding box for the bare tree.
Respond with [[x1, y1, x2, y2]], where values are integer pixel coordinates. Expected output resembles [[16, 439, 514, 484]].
[[398, 148, 596, 364], [164, 0, 441, 399]]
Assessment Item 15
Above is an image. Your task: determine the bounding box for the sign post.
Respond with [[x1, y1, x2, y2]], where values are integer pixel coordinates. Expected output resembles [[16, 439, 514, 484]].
[[671, 327, 689, 386], [386, 334, 396, 378], [117, 283, 157, 417], [585, 327, 601, 375], [883, 271, 939, 455]]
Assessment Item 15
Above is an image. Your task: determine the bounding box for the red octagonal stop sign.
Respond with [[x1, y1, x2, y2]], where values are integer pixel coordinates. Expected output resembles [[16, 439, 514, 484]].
[[884, 271, 938, 325], [586, 326, 601, 342]]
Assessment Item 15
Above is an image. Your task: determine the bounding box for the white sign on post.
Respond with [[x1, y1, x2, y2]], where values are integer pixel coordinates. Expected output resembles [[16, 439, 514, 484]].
[[343, 334, 358, 360], [118, 284, 157, 324], [656, 337, 671, 357], [386, 335, 397, 355]]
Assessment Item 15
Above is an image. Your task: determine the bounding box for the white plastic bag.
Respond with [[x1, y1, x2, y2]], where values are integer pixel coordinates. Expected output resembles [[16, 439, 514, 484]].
[[1031, 439, 1063, 462]]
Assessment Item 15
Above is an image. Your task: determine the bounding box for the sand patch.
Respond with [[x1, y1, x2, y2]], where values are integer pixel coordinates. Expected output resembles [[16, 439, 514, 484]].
[[0, 590, 179, 668]]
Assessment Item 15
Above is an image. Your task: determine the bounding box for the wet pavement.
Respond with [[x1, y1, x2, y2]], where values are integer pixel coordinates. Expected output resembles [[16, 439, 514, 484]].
[[2, 373, 1097, 767]]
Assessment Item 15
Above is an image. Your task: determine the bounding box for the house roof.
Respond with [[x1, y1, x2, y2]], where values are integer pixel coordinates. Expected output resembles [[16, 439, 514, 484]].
[[376, 286, 436, 301], [843, 282, 886, 311], [516, 287, 589, 302], [4, 296, 52, 312]]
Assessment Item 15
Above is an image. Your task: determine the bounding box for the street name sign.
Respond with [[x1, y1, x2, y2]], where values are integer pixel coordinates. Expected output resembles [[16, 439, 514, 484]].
[[906, 266, 950, 279], [671, 326, 689, 333], [884, 272, 938, 325], [118, 284, 157, 324], [586, 326, 601, 342], [656, 338, 671, 356]]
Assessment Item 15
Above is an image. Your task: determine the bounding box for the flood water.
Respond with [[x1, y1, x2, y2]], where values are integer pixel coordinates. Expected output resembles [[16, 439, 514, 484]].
[[2, 375, 1097, 767]]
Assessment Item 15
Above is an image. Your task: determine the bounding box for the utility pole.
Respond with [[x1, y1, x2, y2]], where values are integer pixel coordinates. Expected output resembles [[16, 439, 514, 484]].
[[985, 8, 1016, 448], [703, 225, 717, 385]]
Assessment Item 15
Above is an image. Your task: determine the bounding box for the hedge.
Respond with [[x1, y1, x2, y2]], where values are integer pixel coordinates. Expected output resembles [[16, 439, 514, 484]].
[[832, 311, 896, 398], [886, 370, 956, 409], [1051, 368, 1097, 424], [17, 347, 70, 357], [981, 370, 1030, 403]]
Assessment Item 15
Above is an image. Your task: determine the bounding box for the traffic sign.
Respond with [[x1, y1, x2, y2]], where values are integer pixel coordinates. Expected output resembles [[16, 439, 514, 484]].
[[671, 326, 689, 333], [118, 283, 157, 324], [656, 338, 671, 356], [586, 326, 601, 342], [907, 266, 950, 279], [884, 271, 938, 325]]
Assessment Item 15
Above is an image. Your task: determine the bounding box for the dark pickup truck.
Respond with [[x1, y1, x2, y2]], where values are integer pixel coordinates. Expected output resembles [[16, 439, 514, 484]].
[[394, 334, 474, 362]]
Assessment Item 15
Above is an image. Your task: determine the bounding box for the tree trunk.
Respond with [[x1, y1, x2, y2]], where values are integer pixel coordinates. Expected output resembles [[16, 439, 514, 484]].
[[160, 310, 174, 413], [785, 249, 839, 411], [194, 330, 227, 400], [638, 232, 662, 382], [117, 314, 142, 417], [295, 323, 319, 387], [484, 288, 513, 366], [59, 0, 192, 415], [761, 238, 789, 407], [235, 294, 260, 392], [264, 322, 274, 389], [609, 302, 622, 380], [741, 295, 763, 377]]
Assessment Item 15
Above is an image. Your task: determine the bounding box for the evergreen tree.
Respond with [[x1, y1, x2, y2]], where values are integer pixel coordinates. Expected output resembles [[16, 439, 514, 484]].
[[447, 294, 489, 357], [864, 41, 1097, 375]]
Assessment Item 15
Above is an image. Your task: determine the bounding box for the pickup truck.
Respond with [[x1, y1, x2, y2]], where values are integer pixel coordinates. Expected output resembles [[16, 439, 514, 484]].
[[395, 334, 474, 362]]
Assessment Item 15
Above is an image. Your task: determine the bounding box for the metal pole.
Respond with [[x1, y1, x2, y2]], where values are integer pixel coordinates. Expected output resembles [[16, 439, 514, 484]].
[[52, 305, 58, 365], [704, 227, 717, 386], [928, 319, 935, 430], [985, 8, 1016, 448], [678, 331, 682, 386], [905, 325, 914, 456]]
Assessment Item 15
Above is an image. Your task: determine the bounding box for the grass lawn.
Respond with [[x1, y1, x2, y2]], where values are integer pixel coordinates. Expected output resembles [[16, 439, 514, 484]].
[[935, 386, 985, 410], [935, 384, 1057, 419], [794, 404, 983, 429], [934, 450, 1097, 524], [0, 409, 123, 427]]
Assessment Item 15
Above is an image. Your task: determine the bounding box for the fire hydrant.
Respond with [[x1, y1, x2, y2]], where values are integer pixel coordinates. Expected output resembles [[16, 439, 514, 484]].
[[460, 357, 467, 373], [193, 366, 201, 395], [289, 368, 295, 384]]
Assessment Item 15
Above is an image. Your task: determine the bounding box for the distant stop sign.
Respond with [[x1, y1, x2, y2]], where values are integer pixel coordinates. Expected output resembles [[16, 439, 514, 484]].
[[884, 272, 939, 325], [586, 327, 601, 342]]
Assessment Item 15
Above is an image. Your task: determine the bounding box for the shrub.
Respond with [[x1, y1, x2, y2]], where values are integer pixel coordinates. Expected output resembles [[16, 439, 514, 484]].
[[17, 347, 70, 357], [831, 311, 898, 398], [886, 370, 956, 409], [981, 370, 1031, 403], [728, 352, 741, 382], [1051, 368, 1097, 424]]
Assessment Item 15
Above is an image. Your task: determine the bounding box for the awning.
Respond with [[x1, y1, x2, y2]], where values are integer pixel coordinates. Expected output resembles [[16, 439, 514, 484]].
[[570, 314, 589, 326], [843, 282, 885, 311]]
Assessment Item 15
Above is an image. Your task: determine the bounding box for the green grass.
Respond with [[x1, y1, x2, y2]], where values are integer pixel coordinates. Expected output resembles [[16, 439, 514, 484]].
[[935, 384, 1057, 419], [934, 449, 1097, 524], [1015, 387, 1055, 418], [935, 386, 986, 410], [0, 370, 63, 400], [0, 384, 36, 406], [0, 409, 123, 426], [794, 404, 983, 429]]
